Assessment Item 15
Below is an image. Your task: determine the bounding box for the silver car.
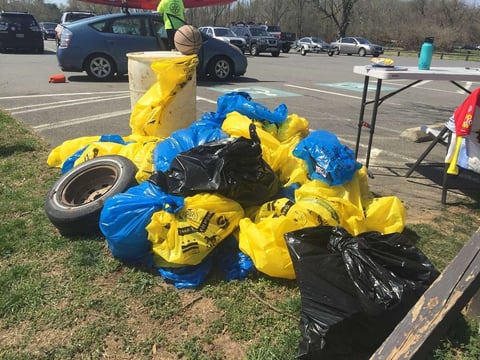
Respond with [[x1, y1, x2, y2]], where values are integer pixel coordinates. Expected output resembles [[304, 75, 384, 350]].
[[199, 26, 247, 53], [330, 37, 384, 57], [296, 37, 332, 53]]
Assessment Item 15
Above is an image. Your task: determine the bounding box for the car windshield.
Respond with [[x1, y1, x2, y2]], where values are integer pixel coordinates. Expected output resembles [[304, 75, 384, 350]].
[[42, 22, 57, 29], [249, 28, 269, 36], [214, 28, 236, 37], [267, 26, 280, 32], [0, 14, 37, 27], [312, 37, 322, 43], [356, 38, 372, 44]]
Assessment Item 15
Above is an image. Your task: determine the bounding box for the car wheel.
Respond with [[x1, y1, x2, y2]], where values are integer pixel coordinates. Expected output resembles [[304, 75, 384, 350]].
[[271, 51, 280, 57], [358, 48, 367, 57], [85, 54, 116, 81], [301, 47, 307, 56], [45, 155, 138, 236], [282, 47, 290, 53], [334, 48, 340, 55], [250, 44, 259, 56], [208, 56, 233, 81]]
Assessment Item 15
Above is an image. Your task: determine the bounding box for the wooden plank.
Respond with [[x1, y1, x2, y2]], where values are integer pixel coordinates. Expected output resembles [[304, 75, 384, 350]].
[[370, 228, 480, 360]]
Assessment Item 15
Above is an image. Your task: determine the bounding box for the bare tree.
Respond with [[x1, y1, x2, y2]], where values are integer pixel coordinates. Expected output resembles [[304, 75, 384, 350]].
[[309, 0, 360, 38], [294, 0, 308, 38], [257, 0, 292, 26]]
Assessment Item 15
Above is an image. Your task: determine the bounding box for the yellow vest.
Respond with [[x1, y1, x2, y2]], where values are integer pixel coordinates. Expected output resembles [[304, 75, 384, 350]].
[[157, 0, 185, 30]]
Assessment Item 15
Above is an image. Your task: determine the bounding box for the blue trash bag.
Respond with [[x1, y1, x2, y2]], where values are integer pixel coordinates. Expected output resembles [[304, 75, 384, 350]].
[[217, 91, 288, 124], [157, 235, 255, 289], [293, 130, 362, 186], [158, 258, 214, 289], [99, 181, 184, 266], [214, 235, 255, 281], [190, 109, 226, 129]]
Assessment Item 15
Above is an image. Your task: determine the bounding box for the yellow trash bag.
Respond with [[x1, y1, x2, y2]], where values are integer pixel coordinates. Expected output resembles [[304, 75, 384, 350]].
[[47, 134, 161, 183], [118, 139, 160, 183], [295, 167, 406, 235], [129, 55, 199, 138], [364, 196, 406, 234], [47, 135, 102, 168], [263, 113, 310, 185], [147, 193, 244, 266], [238, 198, 320, 279], [221, 112, 280, 167], [269, 136, 309, 186], [262, 113, 310, 142]]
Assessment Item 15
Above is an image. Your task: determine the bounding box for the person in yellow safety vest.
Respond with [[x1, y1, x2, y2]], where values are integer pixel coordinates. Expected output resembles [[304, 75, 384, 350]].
[[157, 0, 185, 50]]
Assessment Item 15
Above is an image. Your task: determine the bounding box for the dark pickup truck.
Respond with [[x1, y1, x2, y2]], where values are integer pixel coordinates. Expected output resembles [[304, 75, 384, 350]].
[[265, 25, 296, 53]]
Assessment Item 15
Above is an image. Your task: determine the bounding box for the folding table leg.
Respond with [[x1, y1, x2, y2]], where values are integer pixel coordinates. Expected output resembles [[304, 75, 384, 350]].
[[405, 126, 450, 178], [441, 130, 453, 204]]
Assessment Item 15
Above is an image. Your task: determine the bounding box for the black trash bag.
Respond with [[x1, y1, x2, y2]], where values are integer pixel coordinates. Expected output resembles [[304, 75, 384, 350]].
[[150, 122, 281, 207], [284, 226, 439, 360]]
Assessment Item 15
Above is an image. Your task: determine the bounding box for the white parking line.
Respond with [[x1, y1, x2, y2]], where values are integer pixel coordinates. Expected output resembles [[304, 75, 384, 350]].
[[9, 95, 129, 115], [196, 96, 217, 104], [284, 84, 362, 100], [0, 91, 129, 100], [33, 110, 132, 131], [30, 96, 215, 131]]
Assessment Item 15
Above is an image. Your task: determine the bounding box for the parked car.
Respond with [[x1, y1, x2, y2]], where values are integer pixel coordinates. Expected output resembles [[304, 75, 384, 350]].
[[296, 37, 332, 54], [39, 21, 57, 40], [199, 26, 247, 53], [330, 36, 384, 57], [56, 12, 247, 81], [230, 24, 280, 56], [55, 11, 96, 46], [0, 11, 44, 53]]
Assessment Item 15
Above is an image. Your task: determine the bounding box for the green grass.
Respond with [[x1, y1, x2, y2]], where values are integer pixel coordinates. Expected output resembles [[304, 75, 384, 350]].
[[1, 110, 480, 359]]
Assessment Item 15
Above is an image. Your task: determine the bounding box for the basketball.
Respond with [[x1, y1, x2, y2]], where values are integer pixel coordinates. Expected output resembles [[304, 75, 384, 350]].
[[174, 25, 202, 55]]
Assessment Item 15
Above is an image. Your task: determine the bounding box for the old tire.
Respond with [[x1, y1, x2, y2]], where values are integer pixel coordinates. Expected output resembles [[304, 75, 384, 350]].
[[45, 155, 138, 236]]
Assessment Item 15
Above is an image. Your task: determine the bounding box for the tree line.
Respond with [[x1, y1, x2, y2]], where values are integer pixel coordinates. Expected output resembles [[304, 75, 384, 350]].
[[1, 0, 479, 51]]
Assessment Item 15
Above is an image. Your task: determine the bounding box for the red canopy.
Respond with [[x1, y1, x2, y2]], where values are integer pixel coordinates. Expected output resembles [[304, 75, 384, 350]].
[[79, 0, 236, 10]]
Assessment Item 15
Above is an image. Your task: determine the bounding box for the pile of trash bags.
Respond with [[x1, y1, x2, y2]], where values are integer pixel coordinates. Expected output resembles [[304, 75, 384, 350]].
[[47, 90, 409, 284], [46, 62, 439, 358]]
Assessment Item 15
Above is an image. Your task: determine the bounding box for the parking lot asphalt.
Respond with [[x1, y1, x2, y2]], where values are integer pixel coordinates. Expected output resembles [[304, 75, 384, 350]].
[[1, 40, 479, 221]]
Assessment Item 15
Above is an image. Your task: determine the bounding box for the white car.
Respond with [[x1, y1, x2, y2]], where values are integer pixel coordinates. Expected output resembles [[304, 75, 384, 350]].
[[199, 26, 247, 53], [296, 37, 332, 53]]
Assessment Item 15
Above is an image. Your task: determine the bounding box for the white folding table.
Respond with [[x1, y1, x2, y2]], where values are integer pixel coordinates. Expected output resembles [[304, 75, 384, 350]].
[[352, 65, 480, 168]]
